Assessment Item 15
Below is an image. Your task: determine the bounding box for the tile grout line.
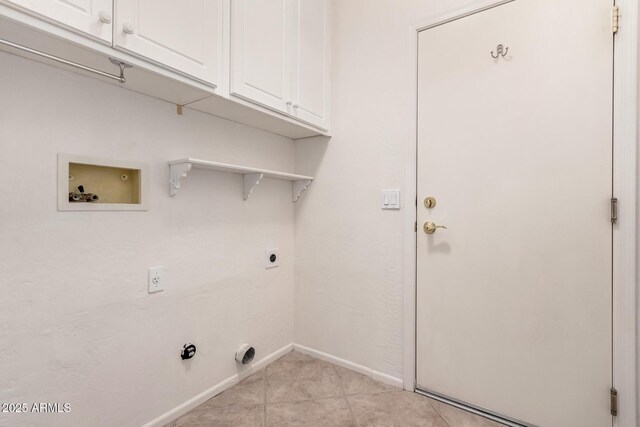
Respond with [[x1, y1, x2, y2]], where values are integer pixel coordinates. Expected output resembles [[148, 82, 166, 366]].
[[265, 391, 391, 406], [332, 364, 361, 427], [266, 389, 399, 406], [429, 400, 453, 427], [343, 389, 400, 398], [262, 368, 267, 427]]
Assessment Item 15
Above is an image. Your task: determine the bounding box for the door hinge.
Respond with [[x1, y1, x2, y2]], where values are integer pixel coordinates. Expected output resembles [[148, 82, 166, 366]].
[[610, 387, 618, 416], [415, 222, 418, 232], [611, 198, 618, 224], [612, 6, 620, 34]]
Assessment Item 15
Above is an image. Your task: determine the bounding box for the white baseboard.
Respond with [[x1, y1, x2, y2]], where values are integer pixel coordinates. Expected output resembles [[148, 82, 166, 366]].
[[293, 344, 404, 389], [142, 343, 293, 427]]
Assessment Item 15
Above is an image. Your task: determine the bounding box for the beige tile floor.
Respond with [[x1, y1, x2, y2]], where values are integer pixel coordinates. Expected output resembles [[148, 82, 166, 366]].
[[167, 351, 504, 426]]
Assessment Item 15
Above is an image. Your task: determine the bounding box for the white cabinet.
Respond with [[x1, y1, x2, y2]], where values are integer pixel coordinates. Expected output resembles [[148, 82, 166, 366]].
[[113, 0, 223, 87], [230, 0, 292, 113], [0, 0, 330, 136], [1, 0, 113, 43], [291, 0, 330, 130], [230, 0, 330, 130]]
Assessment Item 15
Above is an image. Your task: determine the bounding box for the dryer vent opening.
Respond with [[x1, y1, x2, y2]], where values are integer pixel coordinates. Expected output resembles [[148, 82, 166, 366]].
[[235, 344, 255, 365]]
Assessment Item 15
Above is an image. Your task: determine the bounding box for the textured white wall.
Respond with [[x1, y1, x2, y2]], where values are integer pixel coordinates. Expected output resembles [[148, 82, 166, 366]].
[[295, 0, 472, 382], [297, 1, 640, 416], [0, 53, 295, 427], [2, 1, 637, 424]]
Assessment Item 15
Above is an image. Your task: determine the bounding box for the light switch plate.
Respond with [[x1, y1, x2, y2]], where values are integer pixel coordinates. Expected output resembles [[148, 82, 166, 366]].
[[382, 189, 401, 210]]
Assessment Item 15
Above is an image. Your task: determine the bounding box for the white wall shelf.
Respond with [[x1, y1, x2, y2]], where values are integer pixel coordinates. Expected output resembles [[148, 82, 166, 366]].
[[168, 158, 313, 202]]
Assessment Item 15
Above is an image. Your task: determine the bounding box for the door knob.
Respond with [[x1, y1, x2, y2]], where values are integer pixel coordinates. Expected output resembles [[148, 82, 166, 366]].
[[424, 221, 447, 234], [98, 11, 112, 24], [123, 22, 135, 34]]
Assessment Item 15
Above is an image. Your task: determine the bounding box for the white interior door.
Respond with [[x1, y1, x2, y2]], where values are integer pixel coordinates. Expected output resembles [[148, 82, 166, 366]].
[[2, 0, 112, 43], [114, 0, 222, 87], [230, 0, 292, 114], [416, 1, 613, 426]]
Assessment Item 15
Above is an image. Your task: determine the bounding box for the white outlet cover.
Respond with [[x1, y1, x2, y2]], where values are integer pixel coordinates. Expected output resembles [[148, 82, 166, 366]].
[[148, 266, 165, 293], [265, 249, 279, 269]]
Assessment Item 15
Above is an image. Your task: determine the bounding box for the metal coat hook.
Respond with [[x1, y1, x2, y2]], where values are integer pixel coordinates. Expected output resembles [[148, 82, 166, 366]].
[[491, 44, 509, 59]]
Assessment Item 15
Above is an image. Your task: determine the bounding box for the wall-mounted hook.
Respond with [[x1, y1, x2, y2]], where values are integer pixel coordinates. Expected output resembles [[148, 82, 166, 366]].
[[490, 44, 509, 59]]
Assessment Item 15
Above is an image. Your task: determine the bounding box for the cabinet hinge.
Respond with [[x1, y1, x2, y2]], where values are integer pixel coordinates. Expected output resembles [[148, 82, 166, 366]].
[[611, 198, 618, 224], [610, 387, 618, 416], [415, 222, 417, 232], [612, 6, 620, 34]]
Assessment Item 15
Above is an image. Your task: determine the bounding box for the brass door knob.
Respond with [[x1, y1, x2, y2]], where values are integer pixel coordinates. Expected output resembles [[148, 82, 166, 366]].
[[424, 221, 447, 234]]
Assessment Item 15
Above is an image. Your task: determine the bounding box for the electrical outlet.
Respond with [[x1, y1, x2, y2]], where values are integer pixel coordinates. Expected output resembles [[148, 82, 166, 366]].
[[265, 249, 279, 269], [148, 267, 165, 293]]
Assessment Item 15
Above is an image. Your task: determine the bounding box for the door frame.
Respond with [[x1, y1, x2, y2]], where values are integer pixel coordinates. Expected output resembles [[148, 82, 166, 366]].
[[402, 1, 638, 426]]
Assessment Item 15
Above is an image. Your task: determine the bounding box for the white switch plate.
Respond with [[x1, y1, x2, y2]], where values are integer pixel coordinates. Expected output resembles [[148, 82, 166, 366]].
[[265, 249, 279, 269], [148, 267, 165, 293], [382, 189, 401, 210]]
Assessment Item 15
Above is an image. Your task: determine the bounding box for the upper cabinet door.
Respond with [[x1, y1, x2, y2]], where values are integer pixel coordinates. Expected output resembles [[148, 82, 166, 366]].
[[3, 0, 113, 43], [230, 0, 292, 114], [291, 0, 330, 131], [113, 0, 222, 88]]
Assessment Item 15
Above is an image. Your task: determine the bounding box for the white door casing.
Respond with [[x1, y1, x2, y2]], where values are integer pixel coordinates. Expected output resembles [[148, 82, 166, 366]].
[[415, 1, 613, 426]]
